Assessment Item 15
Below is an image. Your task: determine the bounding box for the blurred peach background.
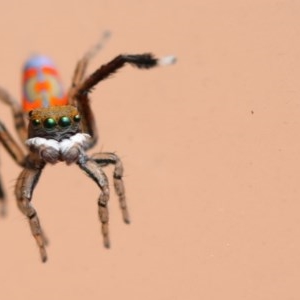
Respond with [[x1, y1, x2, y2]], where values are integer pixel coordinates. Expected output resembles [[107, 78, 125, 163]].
[[1, 0, 300, 299]]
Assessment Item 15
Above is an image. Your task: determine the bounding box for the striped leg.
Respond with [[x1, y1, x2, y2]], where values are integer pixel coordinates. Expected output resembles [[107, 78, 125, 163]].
[[77, 157, 111, 248], [15, 161, 47, 262], [91, 152, 129, 224]]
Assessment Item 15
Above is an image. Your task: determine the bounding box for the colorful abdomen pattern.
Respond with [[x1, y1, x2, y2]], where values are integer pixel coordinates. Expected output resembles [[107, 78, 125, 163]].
[[22, 55, 67, 112]]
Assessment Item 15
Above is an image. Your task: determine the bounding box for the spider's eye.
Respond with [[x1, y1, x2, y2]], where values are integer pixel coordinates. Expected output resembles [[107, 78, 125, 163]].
[[73, 114, 81, 123], [32, 119, 41, 127], [43, 118, 57, 129], [58, 116, 71, 127]]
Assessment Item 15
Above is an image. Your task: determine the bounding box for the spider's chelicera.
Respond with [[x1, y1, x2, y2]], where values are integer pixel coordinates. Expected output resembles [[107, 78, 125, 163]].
[[0, 32, 176, 262]]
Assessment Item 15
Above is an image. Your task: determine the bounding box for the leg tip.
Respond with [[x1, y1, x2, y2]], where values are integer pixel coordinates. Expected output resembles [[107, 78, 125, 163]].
[[159, 55, 177, 66], [0, 198, 6, 217], [124, 218, 131, 225], [41, 255, 48, 263], [122, 210, 130, 224], [40, 248, 48, 263], [104, 241, 111, 249], [0, 206, 7, 217]]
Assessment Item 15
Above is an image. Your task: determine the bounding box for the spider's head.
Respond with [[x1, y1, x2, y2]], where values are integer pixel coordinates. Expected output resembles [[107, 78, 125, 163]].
[[28, 105, 81, 140]]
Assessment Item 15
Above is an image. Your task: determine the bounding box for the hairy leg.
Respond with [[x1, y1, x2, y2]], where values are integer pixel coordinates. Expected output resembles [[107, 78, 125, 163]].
[[76, 53, 175, 95], [74, 53, 175, 148], [15, 157, 47, 262], [91, 152, 129, 223], [77, 157, 111, 248]]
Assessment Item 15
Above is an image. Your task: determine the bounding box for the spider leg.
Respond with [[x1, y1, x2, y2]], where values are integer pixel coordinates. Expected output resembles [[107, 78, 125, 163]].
[[0, 122, 26, 167], [77, 53, 176, 94], [77, 157, 111, 248], [0, 121, 27, 215], [15, 156, 47, 262], [0, 87, 27, 144], [74, 53, 175, 147], [91, 152, 129, 224], [67, 30, 111, 105]]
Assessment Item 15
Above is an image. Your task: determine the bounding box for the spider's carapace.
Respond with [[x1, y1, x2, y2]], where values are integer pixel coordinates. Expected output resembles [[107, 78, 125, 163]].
[[22, 55, 67, 112]]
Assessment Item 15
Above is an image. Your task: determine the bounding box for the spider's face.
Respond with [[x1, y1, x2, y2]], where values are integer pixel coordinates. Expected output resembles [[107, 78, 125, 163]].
[[28, 105, 81, 140]]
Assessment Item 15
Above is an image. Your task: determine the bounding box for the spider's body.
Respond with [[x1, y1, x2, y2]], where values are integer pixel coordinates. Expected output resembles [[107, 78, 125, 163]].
[[0, 33, 175, 262]]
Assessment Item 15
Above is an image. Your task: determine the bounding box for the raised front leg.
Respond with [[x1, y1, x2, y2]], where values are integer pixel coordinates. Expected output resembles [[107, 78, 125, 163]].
[[15, 157, 47, 262], [77, 157, 111, 248], [91, 152, 129, 224], [74, 53, 176, 148], [77, 53, 175, 95]]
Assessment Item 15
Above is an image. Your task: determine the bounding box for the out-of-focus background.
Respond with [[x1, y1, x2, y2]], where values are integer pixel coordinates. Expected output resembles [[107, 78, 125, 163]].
[[1, 1, 300, 299]]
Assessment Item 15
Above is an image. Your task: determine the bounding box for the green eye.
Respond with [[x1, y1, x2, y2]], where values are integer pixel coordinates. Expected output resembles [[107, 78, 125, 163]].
[[32, 119, 41, 127], [73, 114, 81, 123], [43, 118, 57, 129], [59, 116, 71, 127]]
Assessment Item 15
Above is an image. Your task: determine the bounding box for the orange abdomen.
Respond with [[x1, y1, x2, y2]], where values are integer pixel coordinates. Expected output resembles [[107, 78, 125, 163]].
[[22, 55, 67, 112]]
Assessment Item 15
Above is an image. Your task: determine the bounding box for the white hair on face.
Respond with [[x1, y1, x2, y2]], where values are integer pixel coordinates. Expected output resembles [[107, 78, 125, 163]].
[[70, 133, 91, 146], [26, 137, 60, 151], [26, 133, 92, 164]]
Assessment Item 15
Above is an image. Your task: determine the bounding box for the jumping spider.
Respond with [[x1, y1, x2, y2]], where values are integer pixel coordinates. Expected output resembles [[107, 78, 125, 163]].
[[0, 32, 175, 262]]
